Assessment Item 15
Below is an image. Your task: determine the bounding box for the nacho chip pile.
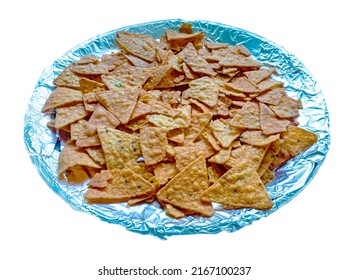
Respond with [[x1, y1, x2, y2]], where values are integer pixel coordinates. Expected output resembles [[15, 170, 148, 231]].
[[42, 23, 318, 219]]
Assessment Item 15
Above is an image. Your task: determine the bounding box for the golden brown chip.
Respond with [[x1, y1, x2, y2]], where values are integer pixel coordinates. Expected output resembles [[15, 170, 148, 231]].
[[87, 170, 112, 188], [184, 112, 212, 142], [257, 139, 282, 176], [219, 53, 262, 68], [163, 204, 186, 219], [79, 77, 106, 94], [95, 86, 139, 124], [174, 143, 205, 171], [230, 101, 261, 129], [88, 104, 120, 128], [85, 147, 106, 166], [260, 102, 290, 135], [208, 146, 232, 164], [84, 168, 158, 203], [261, 168, 275, 185], [143, 65, 172, 91], [210, 119, 243, 148], [227, 77, 260, 94], [147, 105, 191, 130], [97, 126, 141, 170], [224, 144, 269, 170], [270, 95, 300, 119], [240, 130, 280, 147], [54, 103, 89, 129], [139, 127, 168, 165], [165, 29, 204, 51], [58, 142, 102, 181], [256, 87, 286, 105], [153, 162, 179, 185], [41, 87, 83, 113], [156, 156, 214, 217], [70, 60, 108, 75], [257, 79, 283, 92], [269, 126, 318, 169], [116, 34, 157, 62], [53, 67, 81, 89], [244, 68, 276, 84], [200, 159, 273, 210], [177, 43, 216, 76], [167, 128, 185, 144], [183, 76, 219, 107], [207, 163, 226, 184]]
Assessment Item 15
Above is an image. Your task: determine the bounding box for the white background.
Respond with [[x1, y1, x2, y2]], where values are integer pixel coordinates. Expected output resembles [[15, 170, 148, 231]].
[[1, 0, 347, 279]]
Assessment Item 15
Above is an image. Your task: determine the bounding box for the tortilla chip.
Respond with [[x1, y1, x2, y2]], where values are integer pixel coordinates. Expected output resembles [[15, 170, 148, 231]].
[[116, 34, 157, 63], [240, 130, 280, 147], [227, 77, 260, 94], [261, 168, 275, 185], [147, 105, 191, 130], [165, 29, 204, 51], [224, 144, 269, 170], [95, 86, 139, 124], [183, 76, 219, 107], [41, 87, 83, 113], [270, 95, 300, 119], [207, 163, 226, 184], [147, 99, 181, 117], [139, 127, 168, 165], [163, 204, 186, 219], [210, 119, 243, 148], [70, 60, 108, 75], [174, 143, 205, 171], [230, 101, 261, 129], [219, 53, 262, 68], [167, 128, 185, 144], [79, 77, 106, 94], [244, 68, 276, 84], [200, 159, 273, 210], [257, 139, 282, 176], [84, 168, 158, 203], [153, 162, 179, 185], [269, 126, 318, 169], [156, 156, 214, 217], [256, 87, 286, 105], [184, 112, 212, 142], [208, 146, 232, 164], [54, 103, 89, 129], [143, 65, 172, 91], [58, 142, 102, 181], [257, 79, 283, 92], [97, 126, 141, 170], [177, 43, 216, 76], [53, 67, 81, 89], [85, 146, 106, 166], [88, 104, 120, 128], [260, 102, 290, 135]]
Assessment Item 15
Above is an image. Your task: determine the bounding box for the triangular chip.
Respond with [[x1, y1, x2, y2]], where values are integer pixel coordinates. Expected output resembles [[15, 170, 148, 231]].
[[165, 29, 204, 51], [230, 101, 261, 129], [97, 126, 141, 170], [84, 168, 158, 204], [79, 77, 106, 94], [244, 68, 276, 84], [95, 86, 139, 124], [88, 104, 120, 128], [53, 66, 81, 89], [184, 112, 212, 142], [41, 87, 83, 113], [270, 95, 300, 119], [269, 126, 318, 169], [210, 119, 243, 148], [116, 34, 157, 62], [156, 156, 214, 217], [139, 127, 168, 165], [240, 130, 280, 147], [70, 60, 108, 75], [177, 43, 216, 76], [200, 159, 273, 210], [183, 76, 219, 107], [227, 77, 260, 93], [143, 65, 172, 91], [58, 142, 102, 181], [219, 53, 262, 68], [224, 144, 269, 170], [147, 105, 191, 130], [54, 103, 88, 129], [256, 87, 286, 105], [260, 103, 290, 135], [257, 139, 282, 176]]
